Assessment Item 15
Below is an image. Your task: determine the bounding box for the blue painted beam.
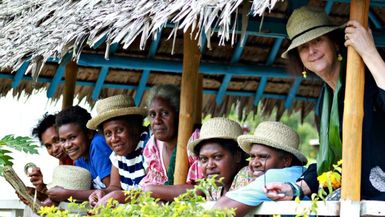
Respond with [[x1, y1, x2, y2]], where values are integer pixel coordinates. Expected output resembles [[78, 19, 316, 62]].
[[216, 36, 248, 104], [369, 10, 382, 29], [0, 72, 318, 104], [253, 77, 268, 106], [284, 77, 303, 109], [11, 61, 29, 89], [92, 66, 109, 100], [215, 74, 233, 104], [266, 38, 283, 65], [134, 31, 162, 105], [200, 32, 207, 54], [325, 0, 334, 14], [77, 54, 321, 79], [47, 54, 71, 98]]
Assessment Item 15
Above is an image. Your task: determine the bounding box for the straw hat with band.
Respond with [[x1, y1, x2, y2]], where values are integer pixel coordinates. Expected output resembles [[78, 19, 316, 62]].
[[281, 6, 344, 58], [188, 117, 243, 156], [238, 121, 307, 164], [87, 95, 147, 130], [47, 165, 91, 190]]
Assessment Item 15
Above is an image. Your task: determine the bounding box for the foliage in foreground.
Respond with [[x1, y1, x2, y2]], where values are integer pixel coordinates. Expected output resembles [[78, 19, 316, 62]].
[[0, 134, 38, 175], [39, 177, 234, 217]]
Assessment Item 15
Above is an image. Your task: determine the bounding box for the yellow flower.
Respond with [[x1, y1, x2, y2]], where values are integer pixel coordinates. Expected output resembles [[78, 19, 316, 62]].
[[317, 171, 341, 189]]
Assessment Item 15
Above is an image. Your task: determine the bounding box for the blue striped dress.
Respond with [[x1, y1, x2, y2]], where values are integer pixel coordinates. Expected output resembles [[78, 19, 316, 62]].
[[109, 132, 149, 190]]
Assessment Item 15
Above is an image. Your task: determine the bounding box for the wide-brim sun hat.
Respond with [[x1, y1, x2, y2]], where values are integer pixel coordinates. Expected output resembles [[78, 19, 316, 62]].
[[188, 117, 243, 156], [87, 95, 147, 130], [281, 6, 344, 58], [47, 165, 91, 190], [238, 121, 307, 164]]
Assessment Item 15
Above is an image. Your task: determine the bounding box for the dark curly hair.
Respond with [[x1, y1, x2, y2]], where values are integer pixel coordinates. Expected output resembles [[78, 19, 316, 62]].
[[31, 113, 56, 143], [55, 105, 92, 134]]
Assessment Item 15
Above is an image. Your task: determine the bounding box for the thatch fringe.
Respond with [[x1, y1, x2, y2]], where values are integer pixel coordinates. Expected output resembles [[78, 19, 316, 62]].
[[0, 0, 283, 77]]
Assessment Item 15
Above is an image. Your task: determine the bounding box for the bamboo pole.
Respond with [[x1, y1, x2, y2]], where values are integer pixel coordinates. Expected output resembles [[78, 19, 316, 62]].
[[340, 0, 369, 216], [62, 61, 78, 110], [174, 29, 201, 184]]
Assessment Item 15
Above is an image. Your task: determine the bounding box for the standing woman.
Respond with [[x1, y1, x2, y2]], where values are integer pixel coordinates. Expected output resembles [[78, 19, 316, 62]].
[[140, 84, 200, 186], [266, 6, 385, 200]]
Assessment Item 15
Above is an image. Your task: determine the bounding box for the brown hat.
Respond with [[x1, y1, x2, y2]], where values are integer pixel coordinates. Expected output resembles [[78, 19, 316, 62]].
[[281, 6, 344, 58], [87, 95, 147, 130], [238, 121, 307, 164], [188, 117, 243, 156]]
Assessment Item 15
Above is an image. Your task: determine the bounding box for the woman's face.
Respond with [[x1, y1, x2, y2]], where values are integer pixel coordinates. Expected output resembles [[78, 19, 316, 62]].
[[102, 119, 138, 156], [198, 142, 240, 187], [58, 123, 91, 160], [148, 97, 177, 142], [42, 126, 67, 160], [297, 35, 338, 76], [248, 144, 291, 178]]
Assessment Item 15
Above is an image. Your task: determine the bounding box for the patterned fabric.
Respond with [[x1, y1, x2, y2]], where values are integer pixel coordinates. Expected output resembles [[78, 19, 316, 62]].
[[230, 166, 255, 191], [75, 134, 112, 189], [186, 129, 204, 184], [140, 129, 201, 186], [110, 131, 149, 190]]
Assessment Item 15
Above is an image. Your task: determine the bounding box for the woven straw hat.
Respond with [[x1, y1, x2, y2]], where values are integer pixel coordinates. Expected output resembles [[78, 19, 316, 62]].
[[188, 117, 243, 155], [281, 6, 344, 58], [238, 121, 307, 164], [47, 165, 91, 190], [87, 95, 147, 130]]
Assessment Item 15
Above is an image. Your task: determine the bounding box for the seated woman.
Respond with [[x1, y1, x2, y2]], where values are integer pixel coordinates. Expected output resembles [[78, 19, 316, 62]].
[[140, 84, 201, 186], [46, 106, 112, 203], [214, 121, 307, 216], [188, 117, 248, 200], [144, 117, 247, 201], [86, 95, 149, 206]]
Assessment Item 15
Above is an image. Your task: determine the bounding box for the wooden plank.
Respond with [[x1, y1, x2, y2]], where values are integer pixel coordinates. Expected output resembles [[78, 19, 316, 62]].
[[174, 28, 201, 184], [62, 61, 78, 109], [341, 0, 369, 216]]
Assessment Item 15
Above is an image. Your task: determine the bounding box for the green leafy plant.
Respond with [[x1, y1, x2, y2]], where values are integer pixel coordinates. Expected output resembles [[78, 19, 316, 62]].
[[39, 177, 234, 217], [0, 134, 38, 175]]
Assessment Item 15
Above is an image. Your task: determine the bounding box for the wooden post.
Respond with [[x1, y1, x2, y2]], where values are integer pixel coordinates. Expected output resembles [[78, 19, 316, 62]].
[[340, 0, 369, 216], [174, 29, 201, 184], [62, 61, 78, 110], [194, 74, 203, 125]]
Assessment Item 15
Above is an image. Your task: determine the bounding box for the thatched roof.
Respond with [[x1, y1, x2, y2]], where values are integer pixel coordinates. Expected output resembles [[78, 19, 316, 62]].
[[1, 0, 385, 119]]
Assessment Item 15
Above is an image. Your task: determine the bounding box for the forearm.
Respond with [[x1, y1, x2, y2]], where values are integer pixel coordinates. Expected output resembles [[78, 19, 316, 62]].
[[142, 184, 194, 201], [62, 189, 96, 202], [361, 50, 385, 90]]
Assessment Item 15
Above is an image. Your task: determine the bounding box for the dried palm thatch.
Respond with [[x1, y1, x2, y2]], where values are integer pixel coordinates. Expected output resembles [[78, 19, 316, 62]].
[[0, 0, 282, 78]]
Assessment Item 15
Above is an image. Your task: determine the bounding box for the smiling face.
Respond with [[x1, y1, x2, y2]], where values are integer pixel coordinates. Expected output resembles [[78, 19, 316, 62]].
[[102, 119, 139, 156], [297, 35, 339, 77], [198, 142, 240, 188], [58, 123, 91, 160], [41, 126, 67, 160], [248, 144, 292, 178], [148, 97, 177, 143]]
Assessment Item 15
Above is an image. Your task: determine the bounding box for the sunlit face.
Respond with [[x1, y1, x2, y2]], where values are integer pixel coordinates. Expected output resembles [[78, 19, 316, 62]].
[[198, 142, 240, 188], [297, 35, 338, 77], [248, 144, 291, 178], [41, 126, 67, 160], [148, 97, 177, 142], [59, 123, 91, 160], [102, 119, 138, 156]]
